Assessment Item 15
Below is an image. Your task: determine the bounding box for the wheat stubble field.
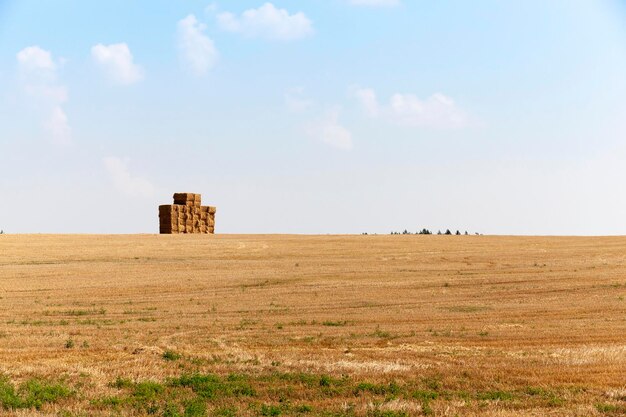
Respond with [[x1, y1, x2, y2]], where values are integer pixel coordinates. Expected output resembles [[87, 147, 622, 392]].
[[0, 235, 625, 417]]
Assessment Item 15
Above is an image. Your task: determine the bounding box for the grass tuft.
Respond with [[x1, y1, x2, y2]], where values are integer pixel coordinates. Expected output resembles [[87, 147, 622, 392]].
[[162, 350, 182, 361], [0, 377, 72, 410]]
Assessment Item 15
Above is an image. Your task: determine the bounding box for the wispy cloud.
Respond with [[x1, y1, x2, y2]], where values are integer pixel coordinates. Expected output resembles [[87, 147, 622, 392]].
[[309, 108, 353, 151], [91, 43, 143, 85], [204, 2, 219, 14], [17, 45, 71, 145], [284, 87, 313, 112], [355, 87, 469, 128], [44, 106, 71, 145], [217, 3, 313, 41], [177, 14, 219, 75], [103, 157, 155, 197]]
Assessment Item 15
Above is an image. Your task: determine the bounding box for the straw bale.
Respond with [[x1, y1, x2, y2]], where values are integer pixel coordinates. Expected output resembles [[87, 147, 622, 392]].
[[173, 192, 196, 202], [159, 206, 176, 221], [161, 193, 215, 234]]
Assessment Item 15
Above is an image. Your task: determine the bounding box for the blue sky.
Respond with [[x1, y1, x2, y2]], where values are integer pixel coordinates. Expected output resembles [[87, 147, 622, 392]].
[[2, 0, 626, 234]]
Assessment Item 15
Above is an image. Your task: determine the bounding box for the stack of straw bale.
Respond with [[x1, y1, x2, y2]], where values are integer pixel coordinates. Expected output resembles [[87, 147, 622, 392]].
[[159, 193, 216, 234]]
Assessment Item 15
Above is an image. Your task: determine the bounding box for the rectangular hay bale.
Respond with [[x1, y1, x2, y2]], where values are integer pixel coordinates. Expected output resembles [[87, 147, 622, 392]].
[[173, 192, 196, 201]]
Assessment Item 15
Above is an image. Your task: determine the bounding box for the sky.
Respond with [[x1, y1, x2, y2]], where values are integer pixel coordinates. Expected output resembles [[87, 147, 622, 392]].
[[2, 0, 626, 235]]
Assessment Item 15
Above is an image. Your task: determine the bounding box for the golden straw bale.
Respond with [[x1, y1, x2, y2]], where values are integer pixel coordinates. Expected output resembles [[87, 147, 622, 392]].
[[173, 192, 196, 203]]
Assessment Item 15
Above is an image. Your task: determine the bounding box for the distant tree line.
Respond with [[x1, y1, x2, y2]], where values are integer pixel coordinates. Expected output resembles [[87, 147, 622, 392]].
[[386, 229, 480, 236]]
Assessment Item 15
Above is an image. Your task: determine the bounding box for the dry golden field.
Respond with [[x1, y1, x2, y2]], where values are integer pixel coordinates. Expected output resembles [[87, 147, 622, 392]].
[[0, 234, 625, 417]]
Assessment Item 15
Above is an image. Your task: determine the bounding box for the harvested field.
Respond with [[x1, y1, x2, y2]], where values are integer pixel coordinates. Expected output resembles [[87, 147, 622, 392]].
[[0, 234, 625, 416]]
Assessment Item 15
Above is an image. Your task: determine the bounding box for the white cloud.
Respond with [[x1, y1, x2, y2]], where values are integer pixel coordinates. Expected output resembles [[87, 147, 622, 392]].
[[354, 88, 379, 117], [309, 108, 353, 151], [177, 14, 219, 75], [91, 43, 143, 85], [103, 157, 155, 197], [205, 2, 218, 13], [217, 3, 313, 41], [44, 106, 71, 145], [349, 0, 400, 6], [284, 87, 313, 112], [17, 46, 56, 73], [17, 46, 71, 145], [355, 87, 468, 128]]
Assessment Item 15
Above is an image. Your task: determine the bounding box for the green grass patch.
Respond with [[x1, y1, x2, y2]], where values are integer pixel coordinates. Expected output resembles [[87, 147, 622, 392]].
[[355, 382, 401, 397], [163, 350, 182, 361], [45, 308, 106, 316], [371, 326, 391, 338], [261, 404, 282, 416], [69, 372, 589, 416], [412, 390, 438, 401], [322, 320, 348, 327], [182, 398, 207, 417], [524, 386, 564, 407], [137, 317, 157, 322], [132, 381, 165, 401], [0, 377, 72, 410], [169, 373, 255, 399], [595, 402, 626, 415]]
